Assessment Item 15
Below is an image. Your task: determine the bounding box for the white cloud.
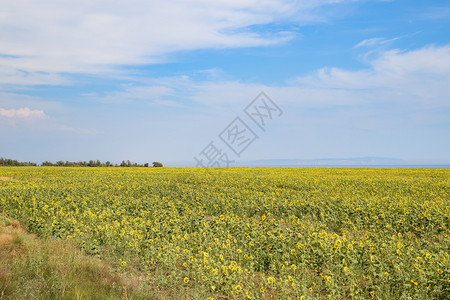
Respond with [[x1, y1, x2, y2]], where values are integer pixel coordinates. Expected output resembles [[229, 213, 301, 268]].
[[0, 107, 48, 119], [93, 44, 450, 112], [354, 37, 399, 48], [0, 0, 354, 80], [0, 65, 67, 86], [295, 45, 450, 102]]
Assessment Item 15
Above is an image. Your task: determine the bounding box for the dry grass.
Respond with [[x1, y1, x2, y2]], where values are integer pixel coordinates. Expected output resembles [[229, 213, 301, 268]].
[[0, 214, 172, 299], [0, 177, 18, 182], [0, 233, 12, 246]]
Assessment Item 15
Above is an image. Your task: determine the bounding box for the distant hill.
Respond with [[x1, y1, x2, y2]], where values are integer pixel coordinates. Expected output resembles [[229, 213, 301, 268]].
[[173, 157, 450, 168], [239, 157, 404, 167]]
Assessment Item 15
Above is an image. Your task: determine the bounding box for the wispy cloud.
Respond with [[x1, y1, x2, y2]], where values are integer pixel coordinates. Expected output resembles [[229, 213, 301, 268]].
[[0, 107, 48, 119], [354, 37, 400, 48], [0, 65, 68, 86], [0, 0, 356, 82], [92, 44, 450, 112], [296, 45, 450, 95]]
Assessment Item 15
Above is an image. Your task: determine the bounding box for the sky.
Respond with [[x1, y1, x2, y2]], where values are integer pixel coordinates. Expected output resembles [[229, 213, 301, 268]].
[[1, 0, 449, 166]]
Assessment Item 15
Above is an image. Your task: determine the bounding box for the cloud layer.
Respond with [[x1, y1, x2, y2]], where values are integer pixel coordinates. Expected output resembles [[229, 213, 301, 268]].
[[0, 0, 352, 80], [93, 45, 450, 111], [0, 107, 47, 119]]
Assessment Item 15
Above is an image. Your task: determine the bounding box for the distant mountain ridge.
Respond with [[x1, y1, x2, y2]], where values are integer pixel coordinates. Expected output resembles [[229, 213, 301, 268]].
[[169, 157, 450, 168], [240, 157, 404, 167]]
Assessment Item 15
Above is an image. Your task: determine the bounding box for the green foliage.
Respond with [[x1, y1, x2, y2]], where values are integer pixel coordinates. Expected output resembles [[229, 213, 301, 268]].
[[0, 167, 448, 299], [0, 157, 36, 166], [152, 162, 163, 167]]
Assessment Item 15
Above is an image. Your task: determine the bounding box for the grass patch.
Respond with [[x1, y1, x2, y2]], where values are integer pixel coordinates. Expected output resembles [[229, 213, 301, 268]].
[[0, 214, 178, 299]]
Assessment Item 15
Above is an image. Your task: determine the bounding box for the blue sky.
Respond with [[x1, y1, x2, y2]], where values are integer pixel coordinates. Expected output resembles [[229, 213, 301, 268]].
[[1, 0, 449, 166]]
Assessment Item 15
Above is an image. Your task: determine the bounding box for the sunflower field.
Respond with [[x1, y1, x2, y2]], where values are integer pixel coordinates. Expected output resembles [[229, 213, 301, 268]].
[[0, 167, 449, 299]]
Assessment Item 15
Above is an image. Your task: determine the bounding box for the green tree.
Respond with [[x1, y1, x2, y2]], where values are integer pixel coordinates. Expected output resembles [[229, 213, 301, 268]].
[[152, 161, 163, 167]]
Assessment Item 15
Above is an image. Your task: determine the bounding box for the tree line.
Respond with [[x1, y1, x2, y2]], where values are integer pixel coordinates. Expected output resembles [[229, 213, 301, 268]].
[[0, 157, 37, 166], [0, 157, 163, 167]]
